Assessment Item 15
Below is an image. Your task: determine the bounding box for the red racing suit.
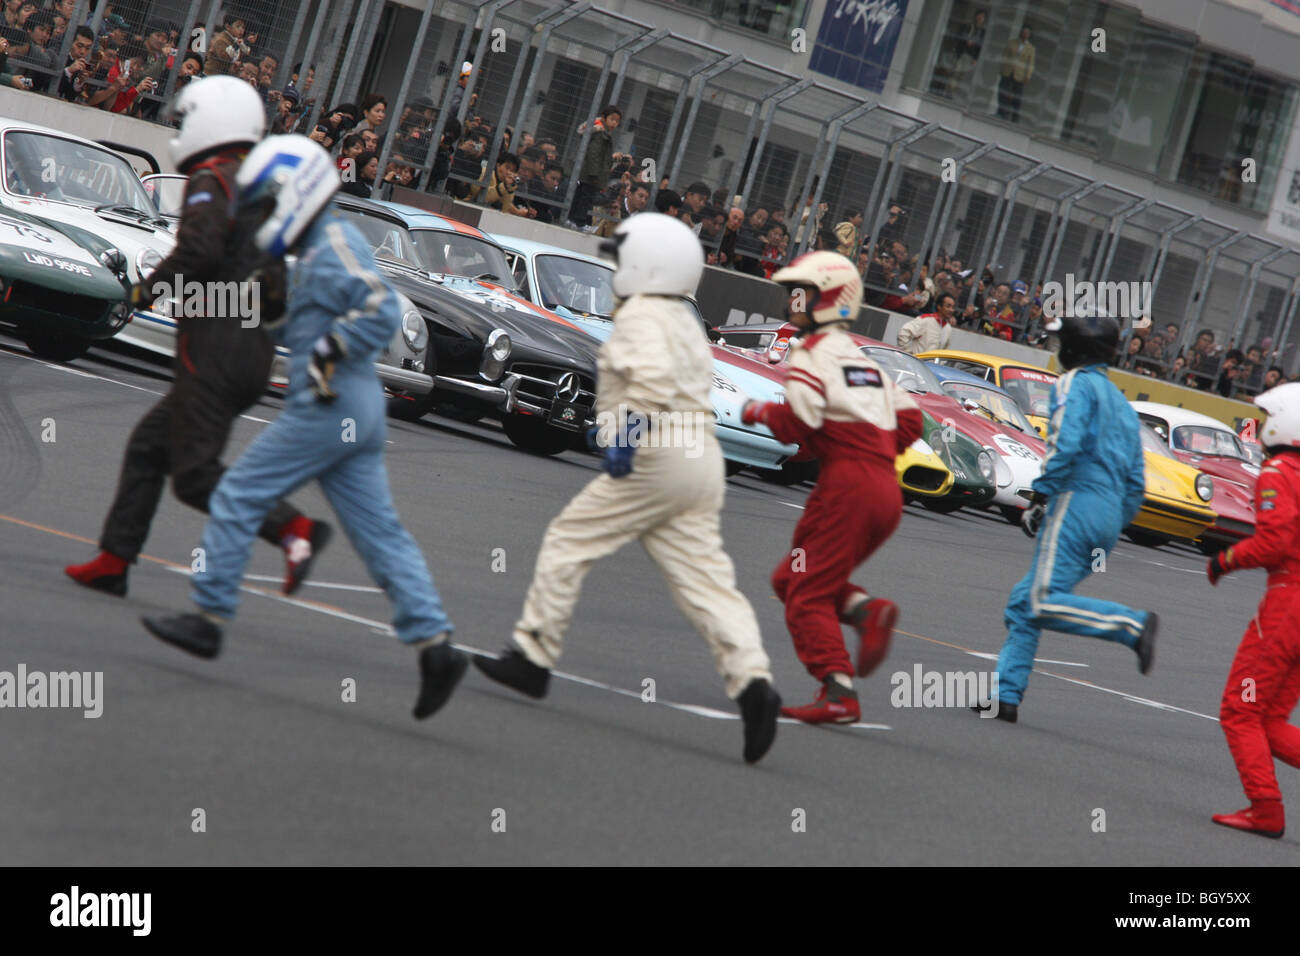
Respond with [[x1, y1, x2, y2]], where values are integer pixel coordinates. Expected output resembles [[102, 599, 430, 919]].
[[1217, 449, 1300, 802], [748, 326, 923, 679]]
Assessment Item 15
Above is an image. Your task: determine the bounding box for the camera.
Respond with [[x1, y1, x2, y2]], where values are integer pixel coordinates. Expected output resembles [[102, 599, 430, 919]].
[[19, 77, 33, 89]]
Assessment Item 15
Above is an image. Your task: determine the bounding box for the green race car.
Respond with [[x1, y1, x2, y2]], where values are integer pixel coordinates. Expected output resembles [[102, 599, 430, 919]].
[[911, 409, 998, 513], [0, 199, 133, 361]]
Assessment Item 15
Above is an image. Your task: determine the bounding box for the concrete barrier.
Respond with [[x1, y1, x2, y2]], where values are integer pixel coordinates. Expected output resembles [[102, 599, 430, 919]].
[[0, 88, 175, 172]]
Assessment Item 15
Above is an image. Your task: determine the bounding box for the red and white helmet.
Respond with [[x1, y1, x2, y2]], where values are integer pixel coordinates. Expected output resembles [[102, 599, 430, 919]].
[[1256, 382, 1300, 449], [772, 251, 862, 327]]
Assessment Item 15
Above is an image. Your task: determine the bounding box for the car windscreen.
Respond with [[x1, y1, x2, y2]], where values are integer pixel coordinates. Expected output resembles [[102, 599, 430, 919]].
[[411, 229, 514, 287], [331, 206, 425, 270], [998, 366, 1057, 419], [861, 346, 945, 395], [1171, 425, 1249, 461], [941, 381, 1036, 434], [1139, 424, 1176, 459], [4, 131, 156, 214], [535, 253, 616, 317], [142, 176, 186, 218]]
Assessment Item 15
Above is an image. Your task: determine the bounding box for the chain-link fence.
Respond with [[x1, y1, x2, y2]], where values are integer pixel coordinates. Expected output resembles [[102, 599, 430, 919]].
[[10, 0, 1299, 390]]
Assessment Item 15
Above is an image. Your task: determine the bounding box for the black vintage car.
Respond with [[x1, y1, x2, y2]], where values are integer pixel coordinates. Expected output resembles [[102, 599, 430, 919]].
[[330, 197, 600, 455]]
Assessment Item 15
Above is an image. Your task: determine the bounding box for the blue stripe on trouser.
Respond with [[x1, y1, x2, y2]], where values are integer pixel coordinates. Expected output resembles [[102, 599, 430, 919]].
[[191, 377, 451, 643], [995, 489, 1146, 705]]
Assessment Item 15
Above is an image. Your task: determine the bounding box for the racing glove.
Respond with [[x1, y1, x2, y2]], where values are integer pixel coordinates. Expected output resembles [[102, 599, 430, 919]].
[[1207, 547, 1236, 586], [308, 332, 346, 403], [588, 412, 642, 478], [1020, 491, 1047, 539], [741, 400, 773, 426]]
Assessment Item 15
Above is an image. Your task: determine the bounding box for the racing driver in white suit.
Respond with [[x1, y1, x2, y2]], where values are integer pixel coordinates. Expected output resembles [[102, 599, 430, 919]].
[[473, 213, 782, 764]]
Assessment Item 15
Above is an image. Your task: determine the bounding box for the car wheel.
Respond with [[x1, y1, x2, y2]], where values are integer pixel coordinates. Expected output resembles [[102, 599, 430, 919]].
[[24, 329, 92, 362], [921, 497, 966, 514], [999, 505, 1024, 525], [387, 388, 438, 421], [502, 414, 573, 456], [1125, 528, 1171, 549], [1197, 538, 1226, 556], [724, 461, 745, 477]]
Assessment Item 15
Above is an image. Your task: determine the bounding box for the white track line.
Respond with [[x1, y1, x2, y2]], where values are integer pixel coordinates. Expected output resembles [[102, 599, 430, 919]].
[[241, 573, 383, 593], [161, 566, 891, 732], [968, 651, 1088, 668]]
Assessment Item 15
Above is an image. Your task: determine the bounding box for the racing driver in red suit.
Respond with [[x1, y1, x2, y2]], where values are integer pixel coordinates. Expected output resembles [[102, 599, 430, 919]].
[[1208, 382, 1300, 838], [742, 251, 922, 724]]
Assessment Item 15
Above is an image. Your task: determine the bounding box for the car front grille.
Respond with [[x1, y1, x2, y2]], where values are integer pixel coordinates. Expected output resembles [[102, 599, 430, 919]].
[[5, 281, 110, 324], [509, 362, 596, 412]]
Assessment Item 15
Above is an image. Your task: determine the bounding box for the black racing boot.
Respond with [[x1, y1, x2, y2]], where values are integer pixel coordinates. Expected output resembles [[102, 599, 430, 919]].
[[142, 613, 222, 659], [737, 678, 781, 764], [413, 640, 469, 719], [474, 647, 550, 699], [971, 700, 1018, 723], [1136, 612, 1159, 675]]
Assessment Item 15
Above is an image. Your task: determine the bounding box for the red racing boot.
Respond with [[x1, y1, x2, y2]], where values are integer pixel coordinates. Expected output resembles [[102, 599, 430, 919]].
[[279, 517, 332, 596], [64, 551, 129, 597], [780, 678, 859, 725], [1211, 799, 1285, 839], [846, 597, 897, 677]]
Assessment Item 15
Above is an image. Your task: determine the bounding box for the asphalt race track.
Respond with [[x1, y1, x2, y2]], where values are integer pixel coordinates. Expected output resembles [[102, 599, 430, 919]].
[[1, 337, 1296, 866]]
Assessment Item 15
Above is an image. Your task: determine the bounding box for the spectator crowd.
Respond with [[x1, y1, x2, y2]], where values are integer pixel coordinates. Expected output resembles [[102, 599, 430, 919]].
[[3, 3, 1293, 394]]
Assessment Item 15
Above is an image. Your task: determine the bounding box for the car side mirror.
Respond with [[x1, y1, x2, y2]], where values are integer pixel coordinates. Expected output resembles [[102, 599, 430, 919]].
[[961, 398, 980, 413]]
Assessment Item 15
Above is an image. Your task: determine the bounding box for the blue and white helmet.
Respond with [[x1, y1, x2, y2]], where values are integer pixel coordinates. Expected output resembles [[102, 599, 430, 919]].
[[235, 135, 339, 256]]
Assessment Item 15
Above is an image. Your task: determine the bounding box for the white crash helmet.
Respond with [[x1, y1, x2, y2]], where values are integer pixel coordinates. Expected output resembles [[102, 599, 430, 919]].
[[601, 213, 703, 298], [772, 251, 862, 327], [235, 135, 339, 256], [169, 76, 266, 170], [1255, 381, 1300, 449]]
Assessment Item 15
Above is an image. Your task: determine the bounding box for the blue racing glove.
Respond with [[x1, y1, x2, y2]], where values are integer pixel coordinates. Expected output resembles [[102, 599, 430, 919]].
[[588, 412, 641, 478]]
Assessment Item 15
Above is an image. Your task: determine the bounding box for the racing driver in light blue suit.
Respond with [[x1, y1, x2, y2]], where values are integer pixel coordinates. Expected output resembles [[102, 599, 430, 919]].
[[142, 135, 469, 721], [976, 313, 1159, 723]]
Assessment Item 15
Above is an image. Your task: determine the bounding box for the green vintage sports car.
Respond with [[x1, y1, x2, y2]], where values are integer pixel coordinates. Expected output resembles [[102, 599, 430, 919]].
[[0, 203, 133, 360], [911, 409, 998, 513]]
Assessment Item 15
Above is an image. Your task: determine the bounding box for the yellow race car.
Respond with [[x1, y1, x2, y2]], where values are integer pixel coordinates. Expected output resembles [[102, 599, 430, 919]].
[[917, 349, 1056, 436], [896, 436, 955, 499], [917, 348, 1215, 545]]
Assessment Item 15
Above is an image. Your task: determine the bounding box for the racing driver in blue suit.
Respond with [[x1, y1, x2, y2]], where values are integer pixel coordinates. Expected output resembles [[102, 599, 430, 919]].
[[976, 314, 1159, 722], [141, 134, 468, 721]]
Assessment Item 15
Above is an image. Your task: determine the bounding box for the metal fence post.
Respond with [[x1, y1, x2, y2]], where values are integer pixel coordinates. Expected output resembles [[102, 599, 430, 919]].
[[455, 0, 511, 127], [918, 140, 995, 274], [1271, 274, 1300, 373], [274, 0, 313, 90], [560, 27, 655, 224], [1038, 181, 1104, 288], [1230, 247, 1288, 349], [665, 54, 744, 191], [982, 162, 1049, 285], [861, 121, 930, 254], [607, 27, 668, 108], [510, 2, 591, 143], [1096, 197, 1152, 283], [794, 103, 877, 257], [374, 0, 440, 198], [1177, 232, 1247, 360], [736, 77, 809, 210], [654, 53, 730, 195], [304, 0, 361, 130], [330, 0, 375, 109]]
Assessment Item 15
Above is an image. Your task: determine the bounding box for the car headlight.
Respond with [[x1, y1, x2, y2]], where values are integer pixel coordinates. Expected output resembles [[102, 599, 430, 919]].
[[479, 329, 511, 382], [1195, 473, 1214, 501], [977, 449, 995, 481], [135, 247, 163, 280], [401, 308, 428, 351]]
